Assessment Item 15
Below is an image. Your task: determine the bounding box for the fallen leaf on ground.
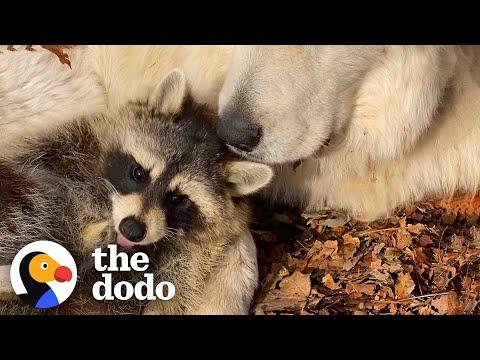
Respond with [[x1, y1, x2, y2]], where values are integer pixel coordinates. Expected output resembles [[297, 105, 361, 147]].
[[396, 228, 412, 250], [407, 223, 426, 235], [262, 263, 289, 291], [431, 292, 460, 315], [307, 240, 338, 269], [346, 283, 376, 296], [279, 271, 311, 298], [256, 290, 308, 313], [395, 273, 416, 299], [322, 273, 341, 290], [417, 234, 433, 247], [343, 233, 360, 247], [255, 271, 311, 313]]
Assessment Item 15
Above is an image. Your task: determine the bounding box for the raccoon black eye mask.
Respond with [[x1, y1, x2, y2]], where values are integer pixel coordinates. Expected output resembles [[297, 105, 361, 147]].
[[104, 152, 151, 194], [105, 151, 204, 248], [104, 69, 274, 249]]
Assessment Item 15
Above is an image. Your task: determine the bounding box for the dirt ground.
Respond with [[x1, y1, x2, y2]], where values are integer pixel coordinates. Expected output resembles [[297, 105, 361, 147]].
[[251, 197, 480, 315]]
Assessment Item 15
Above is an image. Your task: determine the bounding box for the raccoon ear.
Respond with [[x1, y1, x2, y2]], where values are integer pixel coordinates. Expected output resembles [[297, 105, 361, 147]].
[[150, 69, 187, 115], [226, 161, 273, 196]]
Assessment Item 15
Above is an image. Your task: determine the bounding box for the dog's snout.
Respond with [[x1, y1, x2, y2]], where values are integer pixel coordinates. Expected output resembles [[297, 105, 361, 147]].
[[217, 115, 262, 153], [119, 216, 147, 242]]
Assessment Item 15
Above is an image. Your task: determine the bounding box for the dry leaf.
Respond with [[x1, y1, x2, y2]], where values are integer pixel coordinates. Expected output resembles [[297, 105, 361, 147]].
[[327, 257, 346, 270], [377, 286, 395, 299], [431, 292, 460, 315], [396, 228, 412, 250], [262, 263, 289, 291], [384, 247, 402, 261], [365, 256, 383, 270], [414, 247, 427, 266], [417, 234, 433, 247], [255, 271, 311, 313], [383, 261, 403, 273], [254, 197, 480, 315], [343, 233, 360, 247], [302, 210, 350, 228], [256, 290, 308, 313], [279, 271, 311, 298], [340, 234, 360, 260], [418, 305, 432, 315], [469, 226, 480, 248], [450, 235, 464, 251], [406, 223, 425, 235], [395, 273, 416, 299], [346, 283, 376, 296], [322, 273, 341, 290], [307, 240, 338, 269], [40, 45, 74, 68], [373, 242, 385, 255]]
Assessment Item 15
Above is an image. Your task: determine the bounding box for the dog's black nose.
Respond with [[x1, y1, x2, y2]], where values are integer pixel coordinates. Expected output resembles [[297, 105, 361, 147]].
[[119, 216, 146, 242], [217, 116, 262, 153]]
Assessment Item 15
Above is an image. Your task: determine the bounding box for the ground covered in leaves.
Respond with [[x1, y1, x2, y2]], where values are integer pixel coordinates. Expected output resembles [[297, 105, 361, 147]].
[[251, 198, 480, 315]]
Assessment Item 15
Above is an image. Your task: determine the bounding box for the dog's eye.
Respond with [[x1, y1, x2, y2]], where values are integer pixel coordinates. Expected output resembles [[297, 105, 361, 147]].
[[131, 165, 146, 183]]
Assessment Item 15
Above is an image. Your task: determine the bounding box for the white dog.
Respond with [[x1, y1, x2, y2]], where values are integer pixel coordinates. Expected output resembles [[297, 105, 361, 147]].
[[217, 46, 480, 220]]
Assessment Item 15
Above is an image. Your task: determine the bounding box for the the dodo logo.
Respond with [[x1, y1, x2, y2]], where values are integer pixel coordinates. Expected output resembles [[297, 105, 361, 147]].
[[10, 241, 77, 309]]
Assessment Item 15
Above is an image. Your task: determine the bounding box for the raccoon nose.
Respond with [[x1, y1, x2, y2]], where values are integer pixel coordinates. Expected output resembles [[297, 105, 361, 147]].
[[119, 216, 146, 242], [217, 115, 262, 153]]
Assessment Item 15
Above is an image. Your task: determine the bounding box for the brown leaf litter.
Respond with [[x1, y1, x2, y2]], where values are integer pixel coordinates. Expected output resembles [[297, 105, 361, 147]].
[[251, 196, 480, 315]]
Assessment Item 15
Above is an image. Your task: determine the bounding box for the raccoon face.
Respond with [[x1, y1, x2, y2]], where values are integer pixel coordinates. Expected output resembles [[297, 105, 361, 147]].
[[103, 70, 273, 249]]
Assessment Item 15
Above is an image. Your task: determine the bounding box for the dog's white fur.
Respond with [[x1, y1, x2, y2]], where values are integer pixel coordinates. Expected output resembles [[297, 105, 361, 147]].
[[219, 45, 480, 220], [0, 45, 233, 153]]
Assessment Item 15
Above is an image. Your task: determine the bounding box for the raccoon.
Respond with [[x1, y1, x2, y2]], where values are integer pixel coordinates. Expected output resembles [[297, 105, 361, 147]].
[[0, 70, 272, 315]]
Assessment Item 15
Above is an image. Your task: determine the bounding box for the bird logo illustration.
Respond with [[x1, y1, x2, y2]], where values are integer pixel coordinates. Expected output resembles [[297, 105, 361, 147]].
[[10, 241, 77, 309], [18, 251, 72, 308]]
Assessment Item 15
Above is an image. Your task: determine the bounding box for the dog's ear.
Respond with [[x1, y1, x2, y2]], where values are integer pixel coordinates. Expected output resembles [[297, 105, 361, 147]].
[[149, 69, 187, 115], [226, 161, 273, 196]]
